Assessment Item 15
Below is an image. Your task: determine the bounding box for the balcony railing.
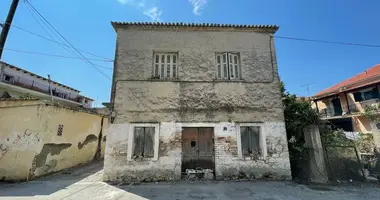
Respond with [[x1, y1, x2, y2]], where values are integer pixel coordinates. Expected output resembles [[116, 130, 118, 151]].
[[318, 104, 360, 118], [1, 79, 84, 104]]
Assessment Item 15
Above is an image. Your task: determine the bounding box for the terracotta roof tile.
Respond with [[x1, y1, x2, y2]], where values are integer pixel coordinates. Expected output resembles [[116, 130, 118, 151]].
[[111, 22, 279, 32], [313, 64, 380, 99]]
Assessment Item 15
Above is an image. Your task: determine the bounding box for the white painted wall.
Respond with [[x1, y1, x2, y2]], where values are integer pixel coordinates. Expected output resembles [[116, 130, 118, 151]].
[[2, 67, 80, 99]]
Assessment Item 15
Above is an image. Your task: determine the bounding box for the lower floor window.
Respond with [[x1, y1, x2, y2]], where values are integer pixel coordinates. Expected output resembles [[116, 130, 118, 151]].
[[133, 127, 155, 158], [240, 126, 261, 156]]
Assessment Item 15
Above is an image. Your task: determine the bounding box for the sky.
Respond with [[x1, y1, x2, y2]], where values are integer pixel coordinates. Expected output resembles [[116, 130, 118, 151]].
[[1, 0, 380, 106]]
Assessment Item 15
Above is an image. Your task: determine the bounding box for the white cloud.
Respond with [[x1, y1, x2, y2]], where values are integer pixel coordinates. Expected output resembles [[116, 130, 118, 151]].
[[137, 0, 146, 7], [143, 7, 162, 21], [188, 0, 208, 15], [116, 0, 161, 21], [117, 0, 133, 5]]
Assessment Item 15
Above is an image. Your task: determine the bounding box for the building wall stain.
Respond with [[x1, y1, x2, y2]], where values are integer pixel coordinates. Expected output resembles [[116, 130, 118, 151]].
[[33, 143, 72, 169], [78, 134, 98, 149], [158, 132, 181, 157], [0, 100, 108, 181], [105, 27, 291, 182]]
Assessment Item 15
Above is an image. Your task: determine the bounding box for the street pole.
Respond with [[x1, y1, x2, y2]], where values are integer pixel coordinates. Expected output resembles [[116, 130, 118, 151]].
[[0, 0, 20, 60]]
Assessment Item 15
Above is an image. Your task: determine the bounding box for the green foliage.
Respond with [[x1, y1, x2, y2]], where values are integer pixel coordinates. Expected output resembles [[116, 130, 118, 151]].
[[282, 82, 319, 147], [362, 104, 380, 122], [19, 93, 33, 99]]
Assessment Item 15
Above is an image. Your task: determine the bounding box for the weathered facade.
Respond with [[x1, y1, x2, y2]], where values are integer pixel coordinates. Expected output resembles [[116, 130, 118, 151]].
[[0, 61, 94, 108], [313, 64, 380, 147], [104, 22, 291, 182], [0, 99, 107, 181]]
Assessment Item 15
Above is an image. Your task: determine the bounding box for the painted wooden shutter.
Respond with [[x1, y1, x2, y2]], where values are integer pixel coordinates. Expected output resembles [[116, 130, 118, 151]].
[[133, 127, 145, 157], [216, 54, 222, 79], [248, 126, 261, 155], [222, 53, 228, 79], [143, 127, 155, 158], [240, 126, 250, 155]]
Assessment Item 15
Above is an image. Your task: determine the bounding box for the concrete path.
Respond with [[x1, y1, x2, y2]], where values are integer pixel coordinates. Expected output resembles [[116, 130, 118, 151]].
[[0, 161, 379, 200]]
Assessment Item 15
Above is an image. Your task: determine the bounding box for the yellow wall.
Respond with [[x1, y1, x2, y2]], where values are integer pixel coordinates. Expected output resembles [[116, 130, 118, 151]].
[[0, 100, 107, 181], [352, 115, 372, 133]]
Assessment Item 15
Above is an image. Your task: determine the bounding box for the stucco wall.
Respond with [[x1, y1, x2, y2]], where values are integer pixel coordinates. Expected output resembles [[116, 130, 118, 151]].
[[0, 100, 107, 181], [104, 121, 290, 182], [1, 66, 81, 99], [105, 27, 290, 182], [352, 116, 372, 133]]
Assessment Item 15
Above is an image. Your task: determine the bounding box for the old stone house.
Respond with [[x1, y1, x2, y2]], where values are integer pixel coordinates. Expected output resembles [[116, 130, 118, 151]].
[[104, 22, 291, 182]]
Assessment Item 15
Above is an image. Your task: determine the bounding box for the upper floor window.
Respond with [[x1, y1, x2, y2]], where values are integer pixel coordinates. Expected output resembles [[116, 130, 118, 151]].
[[353, 87, 379, 102], [153, 52, 178, 79], [216, 52, 240, 80], [2, 74, 14, 83]]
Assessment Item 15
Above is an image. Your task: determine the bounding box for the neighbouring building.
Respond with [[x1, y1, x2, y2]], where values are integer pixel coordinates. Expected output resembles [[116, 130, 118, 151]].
[[312, 64, 380, 147], [104, 22, 291, 182], [0, 61, 93, 108], [0, 98, 108, 181]]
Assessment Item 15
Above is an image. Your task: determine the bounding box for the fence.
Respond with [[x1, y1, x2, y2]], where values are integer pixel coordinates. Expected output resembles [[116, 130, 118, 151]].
[[292, 146, 365, 182], [324, 145, 365, 181]]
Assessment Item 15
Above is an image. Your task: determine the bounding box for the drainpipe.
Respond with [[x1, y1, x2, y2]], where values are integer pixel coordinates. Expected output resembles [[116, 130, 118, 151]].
[[94, 117, 104, 160]]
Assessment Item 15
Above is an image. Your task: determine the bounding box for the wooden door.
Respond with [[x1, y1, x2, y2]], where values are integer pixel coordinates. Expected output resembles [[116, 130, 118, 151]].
[[182, 127, 214, 171]]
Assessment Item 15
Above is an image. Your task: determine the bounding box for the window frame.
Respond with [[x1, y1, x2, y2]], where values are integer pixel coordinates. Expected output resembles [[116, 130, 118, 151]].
[[127, 123, 159, 161], [3, 74, 14, 83], [215, 52, 241, 80], [152, 52, 179, 80], [236, 123, 267, 159], [353, 87, 380, 102]]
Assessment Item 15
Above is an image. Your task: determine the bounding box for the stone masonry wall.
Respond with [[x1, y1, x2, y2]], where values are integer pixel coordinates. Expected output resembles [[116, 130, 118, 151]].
[[103, 121, 290, 182], [104, 27, 291, 182]]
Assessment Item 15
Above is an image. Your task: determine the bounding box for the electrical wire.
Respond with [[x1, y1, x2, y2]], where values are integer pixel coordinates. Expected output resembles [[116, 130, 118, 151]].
[[24, 0, 111, 79], [1, 20, 114, 62], [1, 47, 113, 69], [24, 3, 113, 70], [274, 35, 380, 48], [24, 4, 79, 59]]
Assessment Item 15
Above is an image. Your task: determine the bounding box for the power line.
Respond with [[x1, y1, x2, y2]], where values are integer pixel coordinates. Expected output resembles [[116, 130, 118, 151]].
[[25, 4, 79, 59], [24, 2, 113, 71], [24, 0, 111, 79], [0, 20, 114, 62], [274, 35, 380, 48], [2, 47, 113, 69]]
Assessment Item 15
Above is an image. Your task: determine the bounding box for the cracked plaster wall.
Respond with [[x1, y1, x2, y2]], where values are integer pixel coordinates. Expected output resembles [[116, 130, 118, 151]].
[[105, 27, 290, 181], [0, 100, 107, 181], [104, 121, 290, 182]]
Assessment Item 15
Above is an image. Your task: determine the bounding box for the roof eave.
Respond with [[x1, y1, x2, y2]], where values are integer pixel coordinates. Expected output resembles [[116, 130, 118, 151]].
[[111, 22, 279, 33]]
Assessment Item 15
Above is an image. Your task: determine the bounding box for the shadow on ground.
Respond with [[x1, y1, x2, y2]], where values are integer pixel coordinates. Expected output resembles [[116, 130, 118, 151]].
[[0, 160, 103, 197]]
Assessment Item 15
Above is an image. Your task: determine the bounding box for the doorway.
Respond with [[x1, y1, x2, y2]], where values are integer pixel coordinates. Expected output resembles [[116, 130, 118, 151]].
[[181, 127, 214, 172], [331, 97, 343, 116]]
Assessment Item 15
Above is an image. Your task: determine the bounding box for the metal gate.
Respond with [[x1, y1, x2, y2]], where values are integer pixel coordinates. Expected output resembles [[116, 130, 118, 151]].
[[182, 127, 214, 172]]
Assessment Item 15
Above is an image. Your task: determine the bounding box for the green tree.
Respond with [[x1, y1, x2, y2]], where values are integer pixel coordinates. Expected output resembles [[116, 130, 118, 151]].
[[282, 82, 319, 149]]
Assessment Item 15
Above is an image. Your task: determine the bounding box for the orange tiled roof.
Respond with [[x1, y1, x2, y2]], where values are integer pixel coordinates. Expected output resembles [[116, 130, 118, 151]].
[[313, 64, 380, 99], [111, 22, 279, 33]]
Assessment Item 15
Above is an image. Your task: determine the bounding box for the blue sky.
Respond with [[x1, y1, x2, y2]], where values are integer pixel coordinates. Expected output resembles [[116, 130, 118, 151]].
[[1, 0, 380, 106]]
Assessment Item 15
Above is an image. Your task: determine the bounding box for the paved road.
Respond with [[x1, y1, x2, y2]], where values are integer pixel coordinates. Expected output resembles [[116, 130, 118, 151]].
[[0, 161, 379, 200]]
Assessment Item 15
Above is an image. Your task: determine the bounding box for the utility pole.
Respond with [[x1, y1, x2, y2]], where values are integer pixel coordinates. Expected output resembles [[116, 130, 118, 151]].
[[0, 0, 20, 60]]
